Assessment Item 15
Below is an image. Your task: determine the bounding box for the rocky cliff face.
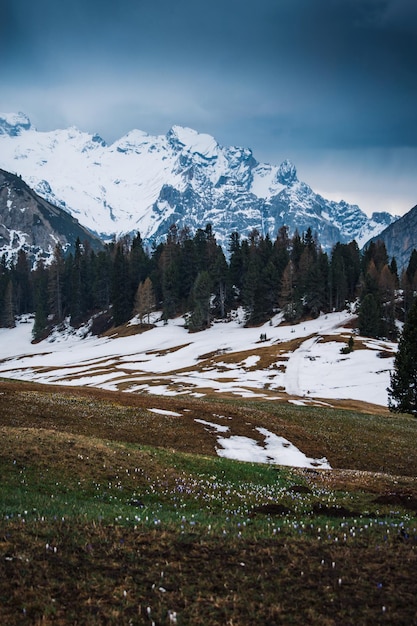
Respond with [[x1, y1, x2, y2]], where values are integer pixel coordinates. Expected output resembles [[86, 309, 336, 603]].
[[368, 205, 417, 269], [0, 113, 397, 252], [0, 168, 103, 264]]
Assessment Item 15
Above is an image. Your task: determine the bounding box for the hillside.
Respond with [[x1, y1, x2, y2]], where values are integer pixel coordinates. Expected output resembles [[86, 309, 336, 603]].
[[369, 204, 417, 269], [2, 303, 417, 625], [0, 168, 103, 263], [1, 379, 417, 624], [0, 311, 395, 411]]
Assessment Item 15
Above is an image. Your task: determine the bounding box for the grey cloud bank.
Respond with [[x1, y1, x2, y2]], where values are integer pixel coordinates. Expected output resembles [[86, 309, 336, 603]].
[[1, 0, 416, 216]]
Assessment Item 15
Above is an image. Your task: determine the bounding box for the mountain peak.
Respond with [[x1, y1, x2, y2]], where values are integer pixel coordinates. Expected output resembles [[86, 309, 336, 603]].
[[167, 125, 219, 159], [0, 112, 32, 136], [277, 159, 298, 185]]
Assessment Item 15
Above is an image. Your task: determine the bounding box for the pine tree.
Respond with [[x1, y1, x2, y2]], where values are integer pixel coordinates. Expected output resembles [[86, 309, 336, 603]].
[[358, 293, 381, 338], [403, 249, 417, 316], [13, 249, 32, 314], [129, 232, 150, 302], [188, 271, 212, 332], [378, 264, 397, 339], [228, 232, 244, 293], [92, 249, 112, 310], [388, 296, 417, 415], [0, 256, 10, 327], [32, 260, 49, 341], [111, 244, 131, 326], [211, 248, 229, 319], [242, 252, 261, 325], [69, 238, 83, 325], [280, 260, 299, 321], [48, 244, 65, 322], [1, 280, 15, 328]]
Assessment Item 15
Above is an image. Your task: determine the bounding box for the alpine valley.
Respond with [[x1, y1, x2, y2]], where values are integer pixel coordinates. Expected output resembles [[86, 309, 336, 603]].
[[0, 112, 398, 257]]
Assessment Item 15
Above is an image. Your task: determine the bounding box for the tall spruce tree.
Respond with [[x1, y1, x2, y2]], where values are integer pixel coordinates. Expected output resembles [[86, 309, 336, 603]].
[[1, 280, 15, 328], [48, 244, 65, 322], [13, 249, 32, 315], [188, 271, 212, 332], [32, 260, 49, 341], [388, 296, 417, 415], [358, 293, 381, 337], [111, 244, 131, 326]]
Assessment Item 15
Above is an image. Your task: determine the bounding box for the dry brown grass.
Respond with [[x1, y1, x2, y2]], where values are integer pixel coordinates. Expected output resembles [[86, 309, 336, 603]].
[[1, 379, 417, 625], [1, 378, 416, 479]]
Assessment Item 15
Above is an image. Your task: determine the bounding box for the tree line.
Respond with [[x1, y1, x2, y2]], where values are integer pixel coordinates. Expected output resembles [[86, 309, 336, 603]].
[[0, 223, 416, 342]]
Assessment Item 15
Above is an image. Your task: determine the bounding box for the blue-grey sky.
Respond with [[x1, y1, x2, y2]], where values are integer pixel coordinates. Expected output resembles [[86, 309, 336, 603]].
[[2, 0, 416, 216]]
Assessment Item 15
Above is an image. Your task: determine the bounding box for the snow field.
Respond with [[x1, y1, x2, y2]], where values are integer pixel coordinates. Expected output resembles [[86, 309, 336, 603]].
[[0, 311, 396, 468]]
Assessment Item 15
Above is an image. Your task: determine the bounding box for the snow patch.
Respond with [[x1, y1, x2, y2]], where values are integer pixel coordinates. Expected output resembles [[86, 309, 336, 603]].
[[148, 408, 182, 417], [195, 419, 230, 433], [216, 427, 330, 469]]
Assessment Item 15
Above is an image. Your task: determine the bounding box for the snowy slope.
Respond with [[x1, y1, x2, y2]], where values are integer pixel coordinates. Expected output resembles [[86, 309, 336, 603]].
[[0, 113, 397, 249], [0, 312, 396, 468], [0, 311, 395, 408]]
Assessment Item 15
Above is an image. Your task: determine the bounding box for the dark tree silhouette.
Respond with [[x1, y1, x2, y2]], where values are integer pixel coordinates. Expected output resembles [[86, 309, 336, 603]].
[[388, 296, 417, 415]]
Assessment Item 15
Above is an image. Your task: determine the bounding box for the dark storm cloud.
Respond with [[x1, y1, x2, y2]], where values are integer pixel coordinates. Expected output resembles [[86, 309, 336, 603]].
[[2, 0, 416, 214], [4, 0, 416, 143]]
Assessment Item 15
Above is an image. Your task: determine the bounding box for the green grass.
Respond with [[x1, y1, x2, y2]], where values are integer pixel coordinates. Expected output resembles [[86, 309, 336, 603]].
[[1, 381, 417, 624], [1, 428, 416, 544]]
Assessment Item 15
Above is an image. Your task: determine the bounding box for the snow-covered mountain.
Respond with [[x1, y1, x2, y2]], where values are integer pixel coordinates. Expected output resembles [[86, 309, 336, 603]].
[[0, 112, 397, 250]]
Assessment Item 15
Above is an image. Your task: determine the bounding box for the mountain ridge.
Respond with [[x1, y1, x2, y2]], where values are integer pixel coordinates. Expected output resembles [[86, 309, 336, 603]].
[[368, 204, 417, 269], [0, 168, 103, 264], [0, 112, 397, 251]]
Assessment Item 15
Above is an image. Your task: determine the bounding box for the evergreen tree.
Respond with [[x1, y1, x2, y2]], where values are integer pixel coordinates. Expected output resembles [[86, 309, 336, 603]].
[[13, 249, 32, 314], [406, 249, 417, 284], [358, 293, 381, 338], [92, 249, 112, 310], [1, 280, 15, 328], [0, 256, 10, 327], [290, 230, 304, 272], [362, 240, 388, 274], [388, 296, 417, 415], [179, 237, 198, 307], [378, 264, 397, 339], [389, 257, 399, 288], [211, 247, 229, 319], [129, 232, 150, 302], [228, 232, 241, 279], [69, 238, 83, 325], [241, 247, 261, 325], [111, 243, 132, 326], [48, 244, 65, 322], [304, 250, 328, 317], [330, 241, 360, 310], [272, 226, 290, 290], [158, 229, 181, 320], [403, 249, 417, 316], [32, 260, 49, 341], [280, 260, 300, 321], [188, 271, 212, 332]]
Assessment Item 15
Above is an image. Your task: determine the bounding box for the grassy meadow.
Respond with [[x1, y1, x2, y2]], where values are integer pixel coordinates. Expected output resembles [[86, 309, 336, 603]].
[[0, 379, 417, 624]]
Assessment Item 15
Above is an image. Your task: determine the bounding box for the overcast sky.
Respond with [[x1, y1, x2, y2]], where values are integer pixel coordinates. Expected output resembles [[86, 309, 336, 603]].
[[1, 0, 416, 216]]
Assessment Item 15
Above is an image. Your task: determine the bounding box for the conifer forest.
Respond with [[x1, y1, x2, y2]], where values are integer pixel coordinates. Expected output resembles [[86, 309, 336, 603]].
[[1, 223, 416, 345]]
